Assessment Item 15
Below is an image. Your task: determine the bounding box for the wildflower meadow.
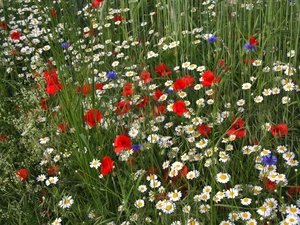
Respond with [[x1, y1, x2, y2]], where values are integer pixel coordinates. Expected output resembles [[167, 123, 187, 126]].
[[1, 0, 300, 224]]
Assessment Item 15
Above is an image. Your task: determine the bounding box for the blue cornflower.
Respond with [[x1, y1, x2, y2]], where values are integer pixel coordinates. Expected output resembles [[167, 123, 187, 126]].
[[106, 71, 118, 79], [207, 35, 217, 43], [132, 144, 142, 151], [167, 88, 174, 94], [61, 42, 70, 49], [262, 154, 277, 166], [244, 42, 256, 52]]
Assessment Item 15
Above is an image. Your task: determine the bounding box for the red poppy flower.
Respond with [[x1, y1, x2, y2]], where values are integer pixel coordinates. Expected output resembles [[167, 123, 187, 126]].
[[198, 124, 211, 136], [155, 63, 172, 77], [201, 71, 220, 86], [101, 156, 114, 176], [44, 69, 63, 94], [249, 36, 258, 46], [16, 168, 29, 181], [46, 83, 62, 95], [155, 192, 168, 201], [48, 165, 59, 175], [139, 71, 152, 83], [11, 49, 18, 56], [46, 82, 63, 94], [227, 117, 246, 138], [50, 8, 56, 17], [174, 78, 188, 91], [218, 59, 228, 71], [152, 104, 166, 117], [218, 59, 225, 67], [270, 124, 288, 136], [58, 122, 68, 133], [174, 165, 188, 179], [91, 0, 103, 8], [0, 134, 9, 142], [83, 27, 96, 36], [127, 157, 135, 166], [39, 98, 49, 110], [0, 21, 7, 30], [173, 75, 194, 91], [182, 75, 194, 87], [136, 96, 149, 109], [147, 167, 157, 176], [243, 58, 255, 64], [164, 166, 189, 184], [152, 89, 164, 101], [114, 15, 124, 22], [10, 31, 21, 40], [84, 109, 102, 127], [89, 28, 96, 36], [121, 83, 134, 96], [114, 135, 132, 153], [172, 100, 188, 116], [95, 83, 103, 90], [115, 100, 131, 115], [77, 84, 92, 95], [288, 185, 300, 200], [263, 178, 276, 191]]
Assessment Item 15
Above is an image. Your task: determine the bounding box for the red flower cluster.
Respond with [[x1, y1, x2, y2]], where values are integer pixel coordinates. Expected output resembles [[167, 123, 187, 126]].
[[114, 135, 132, 153], [43, 69, 63, 95], [173, 75, 194, 91], [173, 100, 188, 116], [155, 63, 172, 77], [84, 109, 102, 127], [16, 168, 29, 181], [270, 123, 288, 136], [201, 71, 220, 86], [101, 156, 114, 176], [227, 117, 246, 138]]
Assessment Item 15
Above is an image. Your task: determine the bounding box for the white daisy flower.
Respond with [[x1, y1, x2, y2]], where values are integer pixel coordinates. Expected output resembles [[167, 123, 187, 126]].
[[216, 172, 231, 184], [90, 159, 101, 169], [58, 196, 74, 209]]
